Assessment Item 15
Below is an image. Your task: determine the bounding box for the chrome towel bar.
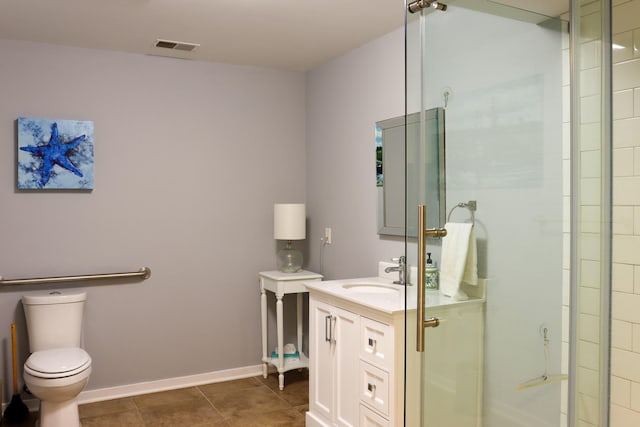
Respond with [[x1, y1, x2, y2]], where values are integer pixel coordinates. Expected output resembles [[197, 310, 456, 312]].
[[0, 267, 151, 286]]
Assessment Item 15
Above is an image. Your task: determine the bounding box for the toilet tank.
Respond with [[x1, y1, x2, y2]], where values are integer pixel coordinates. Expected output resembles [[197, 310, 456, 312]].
[[22, 291, 87, 352]]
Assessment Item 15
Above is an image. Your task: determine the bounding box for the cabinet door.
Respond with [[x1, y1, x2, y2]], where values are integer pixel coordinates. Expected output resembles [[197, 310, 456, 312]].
[[334, 306, 360, 427], [309, 298, 335, 421]]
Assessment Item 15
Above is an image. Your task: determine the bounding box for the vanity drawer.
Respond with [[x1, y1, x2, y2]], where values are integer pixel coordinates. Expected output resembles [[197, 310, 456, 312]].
[[360, 361, 390, 416], [360, 404, 389, 427], [361, 317, 393, 370]]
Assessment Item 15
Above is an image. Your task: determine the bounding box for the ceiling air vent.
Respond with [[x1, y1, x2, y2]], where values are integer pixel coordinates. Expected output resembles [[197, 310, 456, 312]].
[[154, 39, 200, 52]]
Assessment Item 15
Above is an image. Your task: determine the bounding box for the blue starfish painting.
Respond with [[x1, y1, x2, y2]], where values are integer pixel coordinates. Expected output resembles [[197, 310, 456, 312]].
[[18, 118, 94, 189]]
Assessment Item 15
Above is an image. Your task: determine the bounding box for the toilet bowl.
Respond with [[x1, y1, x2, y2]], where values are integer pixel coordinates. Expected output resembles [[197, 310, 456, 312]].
[[22, 291, 92, 427], [24, 348, 92, 427]]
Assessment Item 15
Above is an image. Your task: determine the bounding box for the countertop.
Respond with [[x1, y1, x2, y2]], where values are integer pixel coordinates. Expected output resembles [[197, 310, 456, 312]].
[[304, 276, 485, 315]]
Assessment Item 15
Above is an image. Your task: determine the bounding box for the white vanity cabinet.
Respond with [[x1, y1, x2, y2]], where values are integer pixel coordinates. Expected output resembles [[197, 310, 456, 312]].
[[304, 276, 486, 427], [306, 292, 406, 427], [308, 299, 360, 427]]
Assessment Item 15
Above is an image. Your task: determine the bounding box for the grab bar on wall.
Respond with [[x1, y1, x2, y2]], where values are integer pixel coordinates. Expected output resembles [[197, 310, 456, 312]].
[[0, 267, 151, 286]]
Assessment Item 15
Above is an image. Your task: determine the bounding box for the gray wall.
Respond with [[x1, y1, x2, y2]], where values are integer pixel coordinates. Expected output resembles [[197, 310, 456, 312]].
[[305, 28, 406, 280], [0, 39, 306, 393]]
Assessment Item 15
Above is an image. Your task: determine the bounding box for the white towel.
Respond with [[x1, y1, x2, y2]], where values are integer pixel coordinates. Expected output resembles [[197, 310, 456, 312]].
[[439, 222, 478, 301]]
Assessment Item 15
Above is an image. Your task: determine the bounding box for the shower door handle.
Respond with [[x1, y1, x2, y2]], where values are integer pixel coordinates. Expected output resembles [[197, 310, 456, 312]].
[[417, 205, 446, 352]]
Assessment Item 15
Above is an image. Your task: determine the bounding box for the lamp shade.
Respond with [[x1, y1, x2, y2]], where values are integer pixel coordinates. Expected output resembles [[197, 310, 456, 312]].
[[274, 203, 306, 240]]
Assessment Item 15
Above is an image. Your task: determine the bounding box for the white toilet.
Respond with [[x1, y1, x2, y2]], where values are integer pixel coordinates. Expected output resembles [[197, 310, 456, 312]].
[[22, 291, 92, 427]]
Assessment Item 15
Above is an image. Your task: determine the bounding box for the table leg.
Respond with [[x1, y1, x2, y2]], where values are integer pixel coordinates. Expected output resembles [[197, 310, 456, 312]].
[[261, 287, 268, 378], [276, 294, 284, 390], [297, 293, 303, 358]]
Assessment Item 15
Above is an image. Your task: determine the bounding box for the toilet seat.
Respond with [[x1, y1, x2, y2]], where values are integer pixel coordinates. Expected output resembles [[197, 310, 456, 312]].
[[25, 348, 91, 379]]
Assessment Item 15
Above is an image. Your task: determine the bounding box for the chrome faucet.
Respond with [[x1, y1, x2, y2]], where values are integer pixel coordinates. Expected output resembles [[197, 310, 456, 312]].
[[384, 256, 406, 286]]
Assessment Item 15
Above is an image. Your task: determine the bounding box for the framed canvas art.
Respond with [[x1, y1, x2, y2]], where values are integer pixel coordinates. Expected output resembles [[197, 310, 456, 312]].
[[17, 117, 94, 190]]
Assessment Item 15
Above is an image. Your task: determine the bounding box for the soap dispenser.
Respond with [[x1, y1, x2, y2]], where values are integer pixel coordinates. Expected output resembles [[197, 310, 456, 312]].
[[425, 252, 439, 290]]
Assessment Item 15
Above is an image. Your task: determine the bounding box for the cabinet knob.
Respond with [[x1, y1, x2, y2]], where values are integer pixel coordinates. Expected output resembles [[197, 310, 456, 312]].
[[367, 383, 376, 393], [368, 338, 376, 348]]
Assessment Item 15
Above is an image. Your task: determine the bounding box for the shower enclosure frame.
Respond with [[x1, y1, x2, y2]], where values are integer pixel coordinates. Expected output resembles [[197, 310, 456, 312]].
[[568, 0, 613, 426]]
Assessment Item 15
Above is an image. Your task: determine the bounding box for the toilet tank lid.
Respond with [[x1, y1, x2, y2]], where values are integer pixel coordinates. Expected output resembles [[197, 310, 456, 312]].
[[22, 290, 87, 305]]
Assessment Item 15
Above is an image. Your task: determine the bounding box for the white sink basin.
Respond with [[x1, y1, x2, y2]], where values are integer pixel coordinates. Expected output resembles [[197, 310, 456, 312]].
[[341, 283, 400, 294]]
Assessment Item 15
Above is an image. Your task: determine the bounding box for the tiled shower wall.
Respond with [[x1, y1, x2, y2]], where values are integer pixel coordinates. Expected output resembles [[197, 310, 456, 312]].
[[610, 0, 640, 425]]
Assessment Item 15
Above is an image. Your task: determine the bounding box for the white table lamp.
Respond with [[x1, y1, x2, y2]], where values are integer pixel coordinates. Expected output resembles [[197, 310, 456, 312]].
[[274, 203, 305, 272]]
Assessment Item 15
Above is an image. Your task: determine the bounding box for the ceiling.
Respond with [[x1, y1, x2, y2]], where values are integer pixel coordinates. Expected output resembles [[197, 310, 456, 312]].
[[0, 0, 569, 71]]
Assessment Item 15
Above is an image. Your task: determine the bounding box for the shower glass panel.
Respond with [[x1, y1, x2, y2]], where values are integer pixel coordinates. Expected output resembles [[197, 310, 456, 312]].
[[404, 2, 572, 426]]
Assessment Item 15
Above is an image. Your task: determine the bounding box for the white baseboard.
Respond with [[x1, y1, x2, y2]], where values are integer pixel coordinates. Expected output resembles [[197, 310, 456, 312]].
[[4, 364, 266, 412], [78, 364, 265, 404]]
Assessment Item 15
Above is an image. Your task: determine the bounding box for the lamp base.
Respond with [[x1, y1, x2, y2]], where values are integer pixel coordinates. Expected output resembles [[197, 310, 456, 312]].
[[277, 241, 303, 273]]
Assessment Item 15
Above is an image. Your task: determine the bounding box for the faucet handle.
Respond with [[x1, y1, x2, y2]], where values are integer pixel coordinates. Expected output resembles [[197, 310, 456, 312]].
[[388, 256, 406, 286]]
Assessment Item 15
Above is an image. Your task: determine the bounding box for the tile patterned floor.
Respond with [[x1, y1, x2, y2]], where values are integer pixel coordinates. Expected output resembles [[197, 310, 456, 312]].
[[4, 370, 308, 427]]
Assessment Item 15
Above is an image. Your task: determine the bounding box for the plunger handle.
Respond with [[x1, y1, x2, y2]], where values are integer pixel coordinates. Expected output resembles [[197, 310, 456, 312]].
[[11, 322, 18, 395]]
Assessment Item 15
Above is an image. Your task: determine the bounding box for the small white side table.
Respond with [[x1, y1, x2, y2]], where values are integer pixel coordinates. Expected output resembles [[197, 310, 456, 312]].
[[259, 270, 323, 390]]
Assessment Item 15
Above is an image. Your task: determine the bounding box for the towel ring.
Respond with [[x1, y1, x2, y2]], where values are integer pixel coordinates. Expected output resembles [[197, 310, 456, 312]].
[[447, 200, 477, 224]]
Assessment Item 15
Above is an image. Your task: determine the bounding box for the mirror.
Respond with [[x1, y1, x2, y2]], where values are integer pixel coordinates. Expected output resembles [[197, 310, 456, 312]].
[[376, 107, 445, 237]]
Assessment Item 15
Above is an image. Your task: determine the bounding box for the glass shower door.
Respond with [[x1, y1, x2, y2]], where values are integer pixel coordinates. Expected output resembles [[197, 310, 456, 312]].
[[404, 2, 570, 426]]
